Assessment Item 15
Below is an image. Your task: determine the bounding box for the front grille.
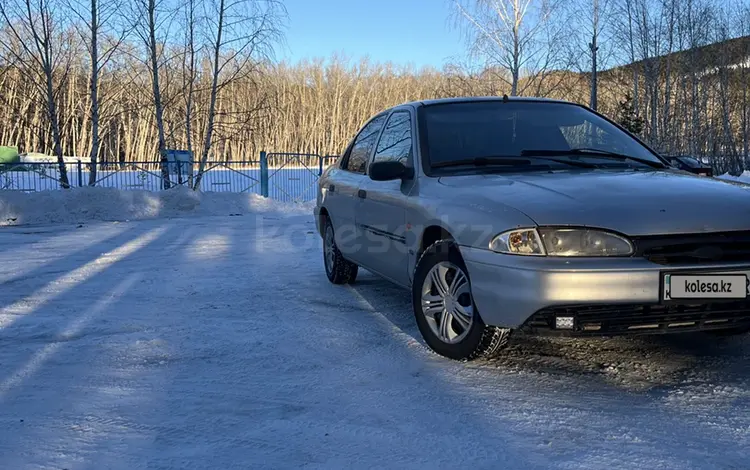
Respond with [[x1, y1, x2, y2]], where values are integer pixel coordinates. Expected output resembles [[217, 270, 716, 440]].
[[523, 301, 750, 336], [633, 231, 750, 265]]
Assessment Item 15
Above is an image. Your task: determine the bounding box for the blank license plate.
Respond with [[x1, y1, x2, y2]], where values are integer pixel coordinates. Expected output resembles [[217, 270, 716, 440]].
[[664, 274, 748, 300]]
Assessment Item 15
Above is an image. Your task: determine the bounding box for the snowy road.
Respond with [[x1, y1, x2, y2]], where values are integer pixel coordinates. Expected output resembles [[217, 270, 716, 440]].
[[0, 213, 749, 469]]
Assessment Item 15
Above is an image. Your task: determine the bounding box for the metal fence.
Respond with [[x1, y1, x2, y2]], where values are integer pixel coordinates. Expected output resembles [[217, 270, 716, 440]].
[[0, 152, 340, 203]]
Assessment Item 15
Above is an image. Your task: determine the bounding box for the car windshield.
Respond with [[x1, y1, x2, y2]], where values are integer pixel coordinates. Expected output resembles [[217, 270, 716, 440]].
[[420, 101, 664, 171]]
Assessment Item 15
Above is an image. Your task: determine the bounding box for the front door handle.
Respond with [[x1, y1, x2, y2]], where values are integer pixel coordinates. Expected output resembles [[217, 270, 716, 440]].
[[357, 189, 367, 199]]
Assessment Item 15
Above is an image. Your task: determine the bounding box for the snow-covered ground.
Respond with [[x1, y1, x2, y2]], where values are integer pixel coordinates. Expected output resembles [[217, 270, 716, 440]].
[[0, 199, 749, 469], [1, 179, 750, 469], [0, 186, 314, 226]]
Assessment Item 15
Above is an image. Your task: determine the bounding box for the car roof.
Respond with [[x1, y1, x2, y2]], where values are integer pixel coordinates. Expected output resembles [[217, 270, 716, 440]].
[[389, 96, 576, 111]]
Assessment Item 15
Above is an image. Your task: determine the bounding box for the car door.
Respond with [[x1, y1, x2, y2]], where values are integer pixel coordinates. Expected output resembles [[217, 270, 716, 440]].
[[355, 110, 415, 287], [324, 113, 388, 265]]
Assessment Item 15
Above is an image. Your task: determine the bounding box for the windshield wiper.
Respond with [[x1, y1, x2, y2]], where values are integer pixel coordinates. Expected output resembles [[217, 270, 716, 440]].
[[520, 148, 665, 168], [431, 157, 533, 168], [523, 155, 598, 168], [432, 155, 596, 169]]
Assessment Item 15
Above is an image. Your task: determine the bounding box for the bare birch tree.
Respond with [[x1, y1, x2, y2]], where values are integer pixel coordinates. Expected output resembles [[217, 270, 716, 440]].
[[131, 0, 175, 188], [712, 3, 737, 158], [65, 0, 129, 184], [181, 0, 201, 163], [452, 0, 564, 96], [192, 0, 284, 189], [676, 0, 714, 154], [0, 0, 74, 187], [733, 0, 750, 160], [619, 0, 641, 116], [567, 0, 615, 110]]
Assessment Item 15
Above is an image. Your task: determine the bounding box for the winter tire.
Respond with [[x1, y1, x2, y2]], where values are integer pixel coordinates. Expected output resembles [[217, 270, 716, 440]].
[[412, 240, 510, 361], [323, 217, 358, 284]]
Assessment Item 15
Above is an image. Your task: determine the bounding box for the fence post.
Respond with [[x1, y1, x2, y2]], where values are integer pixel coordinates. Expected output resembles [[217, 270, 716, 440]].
[[319, 155, 323, 176], [77, 159, 83, 187], [260, 150, 269, 197]]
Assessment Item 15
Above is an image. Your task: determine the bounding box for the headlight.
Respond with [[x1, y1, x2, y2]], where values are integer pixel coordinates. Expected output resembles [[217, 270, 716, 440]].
[[489, 227, 633, 257], [489, 228, 545, 255]]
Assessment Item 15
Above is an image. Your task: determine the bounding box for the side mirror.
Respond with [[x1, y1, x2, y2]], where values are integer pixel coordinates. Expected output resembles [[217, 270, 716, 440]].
[[369, 160, 413, 181]]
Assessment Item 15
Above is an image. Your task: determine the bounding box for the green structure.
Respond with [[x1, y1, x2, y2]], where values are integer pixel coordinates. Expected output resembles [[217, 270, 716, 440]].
[[0, 146, 20, 164]]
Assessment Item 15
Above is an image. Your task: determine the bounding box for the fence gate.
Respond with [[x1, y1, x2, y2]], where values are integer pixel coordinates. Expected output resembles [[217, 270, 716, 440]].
[[0, 162, 67, 191], [193, 160, 261, 193], [265, 152, 329, 203], [92, 161, 193, 191]]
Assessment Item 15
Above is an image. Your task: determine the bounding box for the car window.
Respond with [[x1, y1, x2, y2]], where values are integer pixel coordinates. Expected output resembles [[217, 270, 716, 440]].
[[344, 114, 387, 174], [373, 111, 412, 166], [421, 101, 662, 168], [680, 156, 703, 168], [337, 141, 354, 169]]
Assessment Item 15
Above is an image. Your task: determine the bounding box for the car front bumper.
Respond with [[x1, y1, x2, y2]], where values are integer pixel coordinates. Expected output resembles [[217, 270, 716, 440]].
[[460, 246, 750, 335]]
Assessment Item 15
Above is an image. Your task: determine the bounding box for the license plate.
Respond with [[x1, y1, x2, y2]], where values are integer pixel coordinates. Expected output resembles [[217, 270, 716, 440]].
[[663, 273, 749, 300]]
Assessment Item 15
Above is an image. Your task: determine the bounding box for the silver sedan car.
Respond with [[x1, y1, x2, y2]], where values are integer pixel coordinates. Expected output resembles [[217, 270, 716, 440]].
[[314, 96, 750, 361]]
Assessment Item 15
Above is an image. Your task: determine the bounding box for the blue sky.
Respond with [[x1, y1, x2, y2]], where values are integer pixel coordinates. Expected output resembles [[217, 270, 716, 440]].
[[277, 0, 465, 69]]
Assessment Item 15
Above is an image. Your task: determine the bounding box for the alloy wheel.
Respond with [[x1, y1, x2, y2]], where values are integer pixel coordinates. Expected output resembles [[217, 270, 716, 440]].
[[420, 261, 474, 344]]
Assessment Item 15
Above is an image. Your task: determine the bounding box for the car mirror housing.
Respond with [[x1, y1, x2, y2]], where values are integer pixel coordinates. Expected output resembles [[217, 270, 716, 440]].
[[369, 161, 413, 181]]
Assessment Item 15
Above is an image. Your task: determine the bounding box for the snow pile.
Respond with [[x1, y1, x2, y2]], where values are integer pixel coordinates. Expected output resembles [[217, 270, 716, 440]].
[[717, 171, 750, 183], [0, 186, 313, 226]]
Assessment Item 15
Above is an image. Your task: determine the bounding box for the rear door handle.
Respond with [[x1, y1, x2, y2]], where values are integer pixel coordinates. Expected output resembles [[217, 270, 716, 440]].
[[329, 184, 335, 193], [357, 189, 367, 199]]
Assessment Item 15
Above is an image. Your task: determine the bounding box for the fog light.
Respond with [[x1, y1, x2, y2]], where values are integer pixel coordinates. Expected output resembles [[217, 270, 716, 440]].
[[555, 316, 574, 330]]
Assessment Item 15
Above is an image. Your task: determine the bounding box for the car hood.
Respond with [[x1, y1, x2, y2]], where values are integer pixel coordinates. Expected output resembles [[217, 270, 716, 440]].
[[437, 170, 750, 236]]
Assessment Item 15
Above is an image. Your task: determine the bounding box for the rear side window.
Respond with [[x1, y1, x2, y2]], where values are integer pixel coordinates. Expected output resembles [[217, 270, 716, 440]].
[[345, 114, 387, 174], [373, 111, 412, 166]]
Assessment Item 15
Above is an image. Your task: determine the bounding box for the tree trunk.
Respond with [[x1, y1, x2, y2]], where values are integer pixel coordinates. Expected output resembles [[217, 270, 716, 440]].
[[589, 33, 598, 111], [510, 20, 520, 96], [742, 67, 749, 160], [184, 0, 196, 188], [147, 0, 170, 189], [193, 0, 225, 190], [45, 64, 70, 188], [87, 0, 99, 185]]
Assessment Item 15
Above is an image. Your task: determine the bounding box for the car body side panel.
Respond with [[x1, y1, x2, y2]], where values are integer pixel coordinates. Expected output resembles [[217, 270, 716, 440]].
[[356, 178, 414, 286], [401, 178, 539, 284], [319, 167, 367, 264], [354, 106, 418, 287]]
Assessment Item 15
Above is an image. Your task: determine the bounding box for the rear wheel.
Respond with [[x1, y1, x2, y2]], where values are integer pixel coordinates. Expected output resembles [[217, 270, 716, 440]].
[[323, 217, 358, 284], [412, 240, 510, 361]]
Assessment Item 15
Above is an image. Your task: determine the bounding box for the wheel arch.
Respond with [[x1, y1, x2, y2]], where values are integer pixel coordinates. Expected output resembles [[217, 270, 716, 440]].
[[318, 206, 330, 237], [417, 224, 456, 261]]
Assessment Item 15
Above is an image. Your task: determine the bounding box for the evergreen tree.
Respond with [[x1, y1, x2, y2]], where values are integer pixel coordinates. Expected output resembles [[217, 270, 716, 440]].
[[617, 94, 645, 136]]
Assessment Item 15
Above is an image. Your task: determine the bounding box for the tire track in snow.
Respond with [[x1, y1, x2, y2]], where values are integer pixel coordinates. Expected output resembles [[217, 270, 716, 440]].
[[0, 273, 142, 397]]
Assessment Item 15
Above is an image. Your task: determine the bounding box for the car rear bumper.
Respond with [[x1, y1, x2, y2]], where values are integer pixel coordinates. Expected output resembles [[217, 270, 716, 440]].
[[460, 246, 750, 335]]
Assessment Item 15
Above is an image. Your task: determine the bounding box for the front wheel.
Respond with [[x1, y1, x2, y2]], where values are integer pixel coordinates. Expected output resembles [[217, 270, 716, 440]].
[[323, 217, 358, 284], [412, 241, 510, 361]]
